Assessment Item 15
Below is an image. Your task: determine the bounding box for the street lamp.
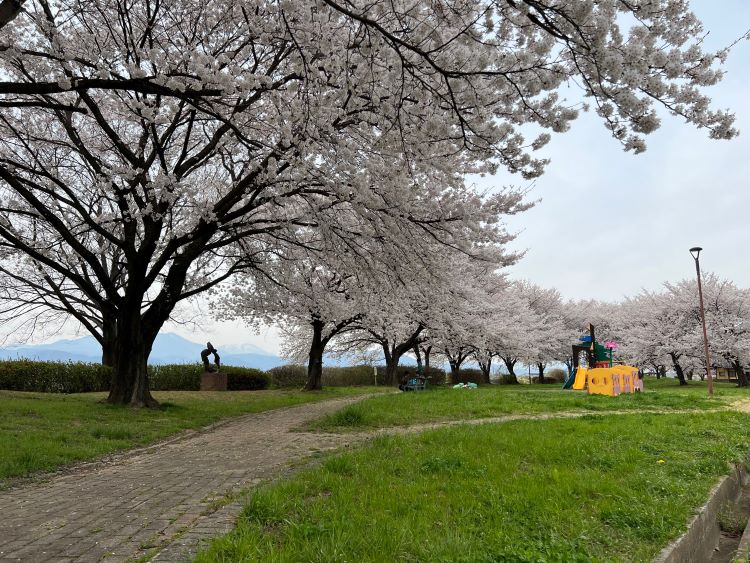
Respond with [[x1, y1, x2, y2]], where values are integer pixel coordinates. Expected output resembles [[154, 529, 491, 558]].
[[689, 247, 714, 396]]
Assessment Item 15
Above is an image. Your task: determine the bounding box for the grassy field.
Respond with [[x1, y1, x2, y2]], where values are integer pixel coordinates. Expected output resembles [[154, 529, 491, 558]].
[[309, 377, 745, 432], [0, 387, 381, 485], [197, 410, 750, 562]]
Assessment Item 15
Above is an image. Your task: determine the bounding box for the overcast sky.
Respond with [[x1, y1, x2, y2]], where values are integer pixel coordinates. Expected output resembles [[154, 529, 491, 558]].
[[7, 2, 749, 354], [497, 0, 750, 302]]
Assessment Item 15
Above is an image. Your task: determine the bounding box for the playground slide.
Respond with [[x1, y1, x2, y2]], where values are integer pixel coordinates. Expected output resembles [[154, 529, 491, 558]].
[[562, 372, 574, 389], [572, 367, 588, 390]]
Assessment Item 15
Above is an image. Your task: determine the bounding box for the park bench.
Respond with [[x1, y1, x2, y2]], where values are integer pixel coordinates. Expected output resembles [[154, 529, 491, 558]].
[[404, 375, 428, 391]]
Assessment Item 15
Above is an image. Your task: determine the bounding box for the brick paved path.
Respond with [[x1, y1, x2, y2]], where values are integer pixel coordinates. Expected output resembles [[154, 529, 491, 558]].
[[0, 396, 370, 563]]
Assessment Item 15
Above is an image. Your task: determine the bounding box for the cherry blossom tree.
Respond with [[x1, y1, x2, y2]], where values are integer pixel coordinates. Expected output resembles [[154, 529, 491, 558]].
[[422, 262, 510, 382], [468, 276, 530, 383], [482, 280, 559, 383], [0, 0, 741, 406], [220, 256, 365, 391], [703, 279, 750, 386], [513, 281, 566, 382], [669, 275, 750, 386], [620, 290, 696, 385]]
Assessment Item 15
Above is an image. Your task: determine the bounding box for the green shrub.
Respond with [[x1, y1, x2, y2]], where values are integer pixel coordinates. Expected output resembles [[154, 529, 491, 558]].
[[267, 364, 308, 388], [375, 365, 447, 386], [0, 360, 269, 393], [545, 368, 568, 383], [451, 368, 483, 385], [268, 364, 377, 388], [149, 364, 202, 391], [227, 367, 269, 390], [497, 373, 519, 385], [0, 360, 111, 393], [322, 365, 376, 386], [149, 364, 270, 391], [424, 367, 447, 385]]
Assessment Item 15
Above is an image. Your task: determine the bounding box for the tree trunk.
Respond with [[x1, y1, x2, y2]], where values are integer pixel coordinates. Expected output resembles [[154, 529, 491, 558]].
[[734, 360, 749, 388], [502, 357, 519, 384], [384, 357, 400, 386], [413, 344, 423, 373], [106, 309, 158, 407], [423, 345, 431, 373], [685, 367, 694, 381], [537, 363, 546, 384], [449, 361, 460, 383], [381, 326, 425, 386], [382, 343, 400, 386], [478, 356, 492, 384], [101, 315, 117, 367], [669, 353, 687, 386], [304, 319, 325, 391], [446, 348, 470, 383]]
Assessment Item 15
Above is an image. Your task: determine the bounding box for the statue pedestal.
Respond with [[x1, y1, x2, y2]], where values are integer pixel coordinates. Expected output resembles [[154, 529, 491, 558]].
[[201, 371, 227, 391]]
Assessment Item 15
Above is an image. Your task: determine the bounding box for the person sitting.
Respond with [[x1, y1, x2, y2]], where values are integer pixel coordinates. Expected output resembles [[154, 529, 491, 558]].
[[399, 371, 411, 391]]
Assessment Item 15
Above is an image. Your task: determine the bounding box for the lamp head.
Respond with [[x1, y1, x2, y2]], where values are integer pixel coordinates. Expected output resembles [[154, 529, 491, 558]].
[[689, 247, 702, 261]]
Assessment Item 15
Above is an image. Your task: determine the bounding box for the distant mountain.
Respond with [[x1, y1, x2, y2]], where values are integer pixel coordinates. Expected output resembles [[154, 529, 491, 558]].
[[221, 353, 285, 370], [0, 332, 285, 370]]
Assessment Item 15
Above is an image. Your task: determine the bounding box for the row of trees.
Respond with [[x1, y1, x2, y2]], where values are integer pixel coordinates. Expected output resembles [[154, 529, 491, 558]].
[[0, 1, 741, 404], [616, 276, 750, 386], [250, 269, 750, 389]]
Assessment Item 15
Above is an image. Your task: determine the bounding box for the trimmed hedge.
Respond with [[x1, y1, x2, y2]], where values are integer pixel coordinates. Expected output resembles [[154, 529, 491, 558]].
[[375, 365, 447, 386], [0, 360, 111, 393], [267, 364, 308, 388], [268, 364, 380, 388], [323, 365, 377, 386], [450, 368, 484, 385], [227, 367, 269, 391], [546, 368, 568, 383], [149, 364, 201, 391], [0, 360, 269, 393]]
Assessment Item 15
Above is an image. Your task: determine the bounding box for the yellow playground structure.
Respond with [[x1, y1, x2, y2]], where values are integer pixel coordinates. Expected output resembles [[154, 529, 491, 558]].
[[571, 365, 642, 396], [563, 324, 643, 396]]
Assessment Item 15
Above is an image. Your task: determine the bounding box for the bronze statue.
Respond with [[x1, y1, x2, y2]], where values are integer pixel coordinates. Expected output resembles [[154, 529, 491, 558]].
[[201, 342, 221, 372]]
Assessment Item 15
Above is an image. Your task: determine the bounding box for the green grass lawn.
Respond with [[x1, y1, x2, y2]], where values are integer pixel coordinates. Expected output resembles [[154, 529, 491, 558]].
[[309, 377, 747, 432], [0, 387, 381, 485], [197, 411, 750, 562]]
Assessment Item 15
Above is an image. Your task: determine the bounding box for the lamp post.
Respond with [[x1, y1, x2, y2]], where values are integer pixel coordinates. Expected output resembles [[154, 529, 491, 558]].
[[689, 247, 714, 396]]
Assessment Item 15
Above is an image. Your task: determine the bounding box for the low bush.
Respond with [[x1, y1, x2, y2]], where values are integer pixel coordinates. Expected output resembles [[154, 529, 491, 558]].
[[149, 364, 202, 391], [497, 373, 519, 385], [375, 365, 447, 386], [424, 367, 447, 386], [267, 364, 308, 388], [227, 367, 269, 391], [0, 360, 269, 392], [268, 364, 379, 387], [322, 365, 376, 387], [451, 368, 483, 385], [544, 368, 568, 383], [0, 360, 111, 393]]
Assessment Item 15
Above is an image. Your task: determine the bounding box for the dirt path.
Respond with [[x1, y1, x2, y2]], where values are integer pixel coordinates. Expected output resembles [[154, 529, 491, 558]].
[[1, 399, 746, 563]]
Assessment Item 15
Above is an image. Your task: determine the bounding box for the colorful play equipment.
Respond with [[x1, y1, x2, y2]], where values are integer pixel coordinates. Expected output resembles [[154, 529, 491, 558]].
[[562, 324, 643, 396]]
